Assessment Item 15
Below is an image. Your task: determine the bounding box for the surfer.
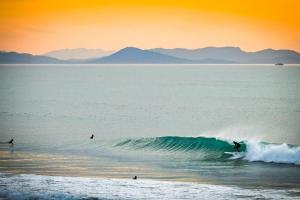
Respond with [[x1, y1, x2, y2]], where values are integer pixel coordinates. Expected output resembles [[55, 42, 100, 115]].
[[90, 134, 94, 139], [8, 139, 14, 145], [233, 141, 241, 152], [133, 176, 137, 180]]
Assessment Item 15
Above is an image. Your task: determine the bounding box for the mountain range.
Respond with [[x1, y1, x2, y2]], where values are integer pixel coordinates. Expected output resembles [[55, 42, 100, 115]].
[[86, 47, 234, 64], [0, 51, 65, 64], [150, 47, 300, 64], [1, 47, 300, 64], [43, 48, 114, 60]]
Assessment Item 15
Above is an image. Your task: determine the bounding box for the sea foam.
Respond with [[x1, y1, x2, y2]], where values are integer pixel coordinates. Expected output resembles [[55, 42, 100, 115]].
[[0, 173, 296, 200], [243, 141, 300, 165]]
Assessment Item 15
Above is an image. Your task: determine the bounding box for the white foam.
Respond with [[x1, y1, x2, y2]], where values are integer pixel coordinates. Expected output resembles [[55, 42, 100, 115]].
[[243, 141, 300, 165], [0, 173, 296, 200]]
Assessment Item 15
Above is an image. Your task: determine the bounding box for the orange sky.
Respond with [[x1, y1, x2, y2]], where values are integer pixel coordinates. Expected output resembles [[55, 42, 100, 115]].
[[1, 0, 300, 54]]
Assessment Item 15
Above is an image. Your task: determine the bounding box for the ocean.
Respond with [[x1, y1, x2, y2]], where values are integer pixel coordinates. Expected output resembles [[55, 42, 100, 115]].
[[0, 64, 299, 199]]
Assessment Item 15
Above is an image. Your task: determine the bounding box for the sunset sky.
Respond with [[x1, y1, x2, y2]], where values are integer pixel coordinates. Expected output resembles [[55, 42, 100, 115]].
[[1, 0, 300, 54]]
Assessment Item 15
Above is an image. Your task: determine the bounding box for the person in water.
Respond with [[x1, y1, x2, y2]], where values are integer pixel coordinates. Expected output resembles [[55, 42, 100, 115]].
[[233, 141, 241, 152], [8, 139, 14, 145], [90, 134, 94, 139], [133, 176, 137, 180]]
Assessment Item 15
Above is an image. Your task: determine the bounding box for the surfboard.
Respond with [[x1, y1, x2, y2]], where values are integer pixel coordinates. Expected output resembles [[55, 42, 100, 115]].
[[224, 151, 244, 159], [224, 152, 235, 155]]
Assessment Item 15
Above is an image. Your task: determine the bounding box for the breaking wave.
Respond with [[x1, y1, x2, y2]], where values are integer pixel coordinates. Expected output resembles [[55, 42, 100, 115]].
[[114, 136, 300, 165]]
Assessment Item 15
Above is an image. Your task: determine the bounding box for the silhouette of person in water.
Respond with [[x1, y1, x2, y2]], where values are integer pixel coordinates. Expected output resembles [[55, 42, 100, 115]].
[[90, 134, 94, 139], [8, 139, 14, 145], [233, 141, 241, 152], [133, 176, 137, 180]]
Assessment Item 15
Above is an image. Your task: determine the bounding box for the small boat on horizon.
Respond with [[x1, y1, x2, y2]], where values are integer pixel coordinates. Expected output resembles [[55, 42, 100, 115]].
[[275, 63, 284, 66]]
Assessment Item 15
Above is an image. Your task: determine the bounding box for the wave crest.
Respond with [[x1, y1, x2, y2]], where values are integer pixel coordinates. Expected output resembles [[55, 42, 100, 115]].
[[115, 136, 238, 152], [114, 136, 300, 165]]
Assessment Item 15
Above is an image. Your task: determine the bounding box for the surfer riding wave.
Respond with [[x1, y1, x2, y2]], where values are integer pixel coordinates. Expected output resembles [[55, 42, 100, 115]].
[[233, 141, 241, 152]]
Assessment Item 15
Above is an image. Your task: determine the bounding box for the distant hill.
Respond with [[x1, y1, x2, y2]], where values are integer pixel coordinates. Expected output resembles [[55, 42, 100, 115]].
[[89, 47, 194, 63], [150, 47, 300, 64], [0, 51, 65, 64], [88, 47, 233, 64], [246, 49, 300, 64], [43, 48, 114, 60], [1, 47, 300, 64]]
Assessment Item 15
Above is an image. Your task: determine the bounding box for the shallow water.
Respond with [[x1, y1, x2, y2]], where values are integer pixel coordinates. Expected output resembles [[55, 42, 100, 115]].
[[0, 64, 300, 199], [1, 173, 299, 200]]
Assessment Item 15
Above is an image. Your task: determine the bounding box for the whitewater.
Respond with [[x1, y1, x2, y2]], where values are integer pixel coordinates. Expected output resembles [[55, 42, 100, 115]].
[[1, 173, 299, 200]]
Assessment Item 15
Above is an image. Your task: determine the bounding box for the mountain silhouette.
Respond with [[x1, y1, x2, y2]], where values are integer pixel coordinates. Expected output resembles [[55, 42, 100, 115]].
[[1, 47, 300, 64], [43, 48, 114, 60], [150, 47, 300, 64], [0, 51, 65, 64]]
